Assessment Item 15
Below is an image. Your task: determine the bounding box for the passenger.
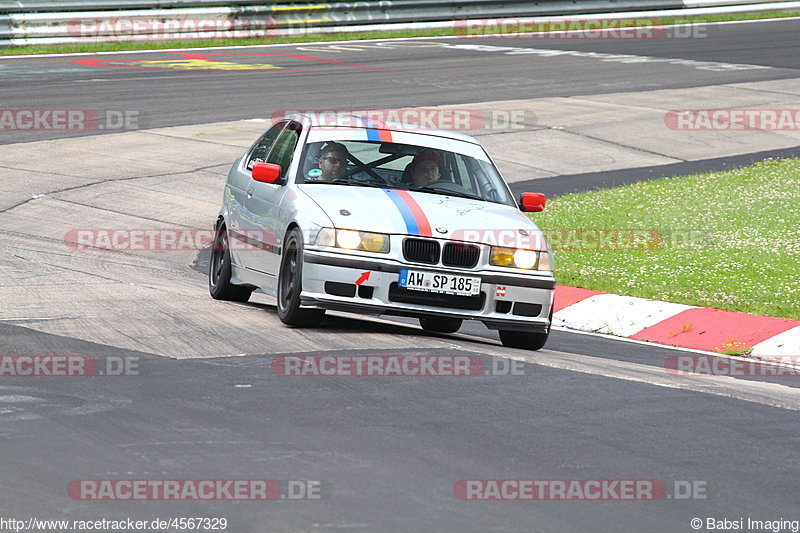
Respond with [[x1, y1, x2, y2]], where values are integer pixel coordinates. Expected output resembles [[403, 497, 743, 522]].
[[317, 142, 349, 181], [409, 150, 444, 188]]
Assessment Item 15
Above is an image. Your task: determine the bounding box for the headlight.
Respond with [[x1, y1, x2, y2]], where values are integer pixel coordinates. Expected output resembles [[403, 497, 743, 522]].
[[513, 249, 537, 269], [315, 227, 390, 253], [315, 227, 335, 247], [538, 251, 552, 271], [336, 229, 362, 249], [360, 232, 388, 252], [490, 247, 515, 267], [490, 246, 550, 270]]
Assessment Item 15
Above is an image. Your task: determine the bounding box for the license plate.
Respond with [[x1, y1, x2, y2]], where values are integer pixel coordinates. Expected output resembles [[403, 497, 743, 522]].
[[398, 269, 481, 296]]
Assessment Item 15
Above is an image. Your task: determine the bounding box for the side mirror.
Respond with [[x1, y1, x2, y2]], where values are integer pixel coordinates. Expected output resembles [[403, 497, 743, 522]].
[[519, 192, 546, 212], [252, 162, 282, 184]]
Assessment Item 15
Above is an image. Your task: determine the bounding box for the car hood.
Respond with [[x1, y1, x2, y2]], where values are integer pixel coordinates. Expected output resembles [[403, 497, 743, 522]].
[[298, 185, 545, 247]]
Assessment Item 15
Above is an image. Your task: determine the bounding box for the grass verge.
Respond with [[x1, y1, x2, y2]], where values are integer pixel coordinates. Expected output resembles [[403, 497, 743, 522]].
[[531, 157, 800, 321], [1, 9, 798, 56]]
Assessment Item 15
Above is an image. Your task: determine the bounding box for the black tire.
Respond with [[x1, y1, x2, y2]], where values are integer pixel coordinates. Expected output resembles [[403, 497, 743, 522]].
[[499, 308, 553, 351], [499, 329, 549, 350], [277, 228, 325, 327], [209, 222, 254, 302], [419, 317, 462, 334]]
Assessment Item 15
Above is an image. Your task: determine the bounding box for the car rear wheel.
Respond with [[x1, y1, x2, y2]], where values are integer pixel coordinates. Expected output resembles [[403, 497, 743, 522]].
[[209, 222, 254, 302], [419, 317, 462, 334], [278, 228, 325, 327]]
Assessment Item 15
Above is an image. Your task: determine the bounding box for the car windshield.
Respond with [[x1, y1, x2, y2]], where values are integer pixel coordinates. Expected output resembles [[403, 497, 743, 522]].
[[299, 140, 514, 206]]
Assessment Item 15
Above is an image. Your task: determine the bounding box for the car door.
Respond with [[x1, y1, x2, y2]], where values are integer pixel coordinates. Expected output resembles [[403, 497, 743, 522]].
[[241, 120, 302, 277], [228, 121, 286, 272]]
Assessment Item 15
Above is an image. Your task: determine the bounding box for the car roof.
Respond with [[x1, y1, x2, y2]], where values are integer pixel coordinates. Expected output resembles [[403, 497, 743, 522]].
[[288, 112, 481, 145]]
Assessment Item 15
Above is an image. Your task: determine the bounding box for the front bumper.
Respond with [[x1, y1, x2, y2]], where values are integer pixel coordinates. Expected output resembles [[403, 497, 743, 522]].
[[302, 249, 555, 332]]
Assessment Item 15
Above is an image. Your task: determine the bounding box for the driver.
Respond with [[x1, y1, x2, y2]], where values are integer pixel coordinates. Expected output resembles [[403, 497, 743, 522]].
[[317, 142, 350, 181], [409, 150, 444, 188]]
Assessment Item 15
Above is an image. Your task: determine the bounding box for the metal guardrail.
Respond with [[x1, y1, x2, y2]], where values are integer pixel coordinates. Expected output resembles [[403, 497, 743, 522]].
[[0, 0, 681, 43], [0, 0, 796, 45], [3, 0, 327, 12], [2, 0, 654, 12]]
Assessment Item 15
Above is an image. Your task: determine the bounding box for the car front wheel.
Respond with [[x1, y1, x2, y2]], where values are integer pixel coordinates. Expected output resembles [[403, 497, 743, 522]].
[[499, 329, 549, 351], [277, 228, 325, 327]]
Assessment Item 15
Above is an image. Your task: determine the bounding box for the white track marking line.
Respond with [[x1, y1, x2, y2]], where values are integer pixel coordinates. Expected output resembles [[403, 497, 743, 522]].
[[0, 16, 798, 60]]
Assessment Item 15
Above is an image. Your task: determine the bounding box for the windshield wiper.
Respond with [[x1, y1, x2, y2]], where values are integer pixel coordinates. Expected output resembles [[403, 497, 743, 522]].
[[305, 179, 386, 188], [350, 180, 389, 188], [304, 179, 350, 185], [414, 186, 483, 201]]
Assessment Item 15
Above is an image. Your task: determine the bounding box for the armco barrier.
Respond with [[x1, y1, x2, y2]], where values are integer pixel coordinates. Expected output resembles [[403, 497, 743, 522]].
[[0, 0, 681, 12], [1, 0, 797, 46]]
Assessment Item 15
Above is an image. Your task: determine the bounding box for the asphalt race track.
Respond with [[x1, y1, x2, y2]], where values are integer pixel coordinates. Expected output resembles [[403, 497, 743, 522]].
[[1, 19, 800, 142], [1, 18, 800, 533]]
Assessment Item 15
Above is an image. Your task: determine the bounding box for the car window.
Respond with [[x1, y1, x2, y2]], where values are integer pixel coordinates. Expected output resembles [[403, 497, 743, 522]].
[[266, 125, 301, 178], [299, 140, 513, 206], [246, 122, 286, 170]]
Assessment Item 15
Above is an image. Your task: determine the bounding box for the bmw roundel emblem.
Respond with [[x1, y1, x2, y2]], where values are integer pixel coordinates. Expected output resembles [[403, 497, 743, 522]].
[[435, 226, 448, 234]]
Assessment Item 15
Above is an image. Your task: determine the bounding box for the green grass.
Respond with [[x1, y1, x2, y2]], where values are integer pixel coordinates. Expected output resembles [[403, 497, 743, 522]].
[[0, 29, 446, 56], [532, 158, 800, 320], [1, 9, 798, 56], [716, 342, 754, 356]]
